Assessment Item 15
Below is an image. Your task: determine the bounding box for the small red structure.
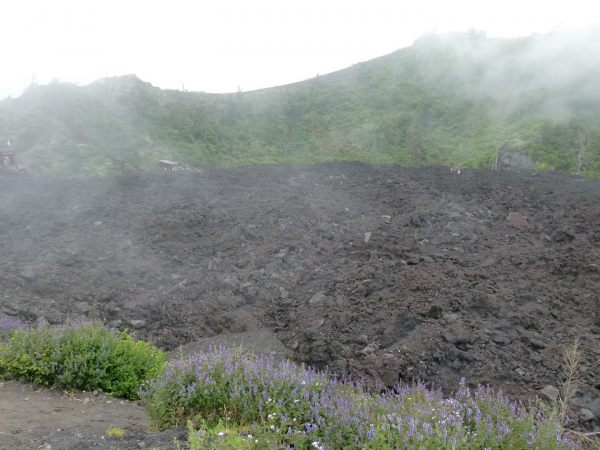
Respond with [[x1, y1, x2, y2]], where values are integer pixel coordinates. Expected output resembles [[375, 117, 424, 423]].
[[2, 151, 16, 166]]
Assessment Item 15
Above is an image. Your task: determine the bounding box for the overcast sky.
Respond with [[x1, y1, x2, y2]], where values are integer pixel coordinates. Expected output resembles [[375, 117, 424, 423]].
[[1, 0, 598, 99]]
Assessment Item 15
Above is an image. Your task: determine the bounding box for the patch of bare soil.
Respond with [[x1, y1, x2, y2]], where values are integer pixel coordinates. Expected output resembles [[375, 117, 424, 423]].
[[1, 162, 600, 445], [0, 380, 186, 449]]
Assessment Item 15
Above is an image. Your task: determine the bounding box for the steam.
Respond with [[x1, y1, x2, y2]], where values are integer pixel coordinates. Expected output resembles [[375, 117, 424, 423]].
[[414, 26, 600, 118]]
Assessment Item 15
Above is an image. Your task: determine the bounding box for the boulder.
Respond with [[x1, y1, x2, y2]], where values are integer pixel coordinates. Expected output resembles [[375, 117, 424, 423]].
[[309, 292, 326, 305], [442, 323, 472, 345], [355, 334, 369, 345], [235, 257, 250, 269], [580, 408, 595, 421], [569, 392, 600, 417], [129, 319, 146, 328], [538, 385, 560, 402], [328, 358, 348, 373], [303, 329, 317, 340], [490, 330, 511, 345], [334, 311, 351, 328], [244, 224, 257, 239], [427, 305, 443, 319], [470, 294, 499, 317], [42, 310, 65, 324], [522, 333, 547, 350], [360, 344, 378, 355], [506, 212, 528, 226], [329, 340, 344, 355], [74, 302, 92, 314], [377, 357, 403, 387], [21, 266, 36, 282], [552, 230, 575, 242]]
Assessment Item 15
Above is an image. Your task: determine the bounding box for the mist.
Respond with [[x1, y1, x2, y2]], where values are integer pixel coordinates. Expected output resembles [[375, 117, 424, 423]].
[[0, 26, 599, 176]]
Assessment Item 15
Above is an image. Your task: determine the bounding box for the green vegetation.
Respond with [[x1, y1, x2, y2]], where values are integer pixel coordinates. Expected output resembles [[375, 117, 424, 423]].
[[0, 27, 599, 177], [106, 427, 126, 440], [0, 317, 585, 448], [0, 320, 165, 399], [141, 347, 579, 449]]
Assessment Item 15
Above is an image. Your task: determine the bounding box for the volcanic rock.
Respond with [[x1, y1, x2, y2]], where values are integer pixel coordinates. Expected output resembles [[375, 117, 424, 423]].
[[506, 212, 528, 226]]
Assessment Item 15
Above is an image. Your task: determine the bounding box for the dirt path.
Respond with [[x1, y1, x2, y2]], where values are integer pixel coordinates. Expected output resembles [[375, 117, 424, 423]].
[[0, 380, 185, 449]]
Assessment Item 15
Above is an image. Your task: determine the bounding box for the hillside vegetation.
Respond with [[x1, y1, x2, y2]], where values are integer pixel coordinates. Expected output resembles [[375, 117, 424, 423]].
[[1, 27, 599, 176]]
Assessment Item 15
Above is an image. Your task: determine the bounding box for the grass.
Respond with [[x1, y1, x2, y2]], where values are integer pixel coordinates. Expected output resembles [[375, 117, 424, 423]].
[[560, 338, 582, 426], [106, 427, 126, 440], [0, 315, 586, 449]]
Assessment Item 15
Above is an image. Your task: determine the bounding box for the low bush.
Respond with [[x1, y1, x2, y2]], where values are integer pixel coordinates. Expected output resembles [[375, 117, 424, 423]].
[[142, 347, 579, 449], [0, 319, 165, 399], [140, 346, 330, 430]]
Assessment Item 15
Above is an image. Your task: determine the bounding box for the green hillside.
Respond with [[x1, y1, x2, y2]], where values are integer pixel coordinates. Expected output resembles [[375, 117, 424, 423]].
[[1, 27, 599, 176]]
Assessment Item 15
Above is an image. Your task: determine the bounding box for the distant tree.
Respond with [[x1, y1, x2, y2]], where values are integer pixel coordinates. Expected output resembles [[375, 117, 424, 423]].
[[282, 88, 303, 160], [572, 128, 591, 175], [189, 98, 211, 140], [101, 132, 153, 174], [308, 76, 321, 110], [406, 114, 423, 166], [168, 109, 186, 137], [23, 75, 38, 94]]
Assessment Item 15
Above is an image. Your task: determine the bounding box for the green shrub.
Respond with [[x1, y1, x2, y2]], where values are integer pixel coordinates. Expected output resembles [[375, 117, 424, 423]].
[[0, 321, 165, 399]]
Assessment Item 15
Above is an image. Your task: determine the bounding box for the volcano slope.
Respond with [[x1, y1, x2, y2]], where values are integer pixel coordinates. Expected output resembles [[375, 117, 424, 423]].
[[1, 163, 600, 423]]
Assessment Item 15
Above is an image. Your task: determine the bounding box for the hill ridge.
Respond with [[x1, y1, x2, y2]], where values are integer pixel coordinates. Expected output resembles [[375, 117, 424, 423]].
[[0, 26, 599, 176]]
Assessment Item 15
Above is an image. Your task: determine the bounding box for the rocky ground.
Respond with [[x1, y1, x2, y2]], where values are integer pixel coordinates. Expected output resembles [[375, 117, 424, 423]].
[[2, 162, 600, 447]]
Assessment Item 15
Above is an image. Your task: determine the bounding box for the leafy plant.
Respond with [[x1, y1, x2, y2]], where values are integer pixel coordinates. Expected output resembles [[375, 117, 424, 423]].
[[141, 346, 329, 430], [142, 347, 580, 449], [175, 420, 253, 450], [0, 320, 165, 399], [106, 427, 126, 440]]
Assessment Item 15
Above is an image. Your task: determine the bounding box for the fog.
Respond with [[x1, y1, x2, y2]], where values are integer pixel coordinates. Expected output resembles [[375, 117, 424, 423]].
[[2, 0, 599, 99], [413, 26, 600, 119], [0, 24, 599, 177]]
